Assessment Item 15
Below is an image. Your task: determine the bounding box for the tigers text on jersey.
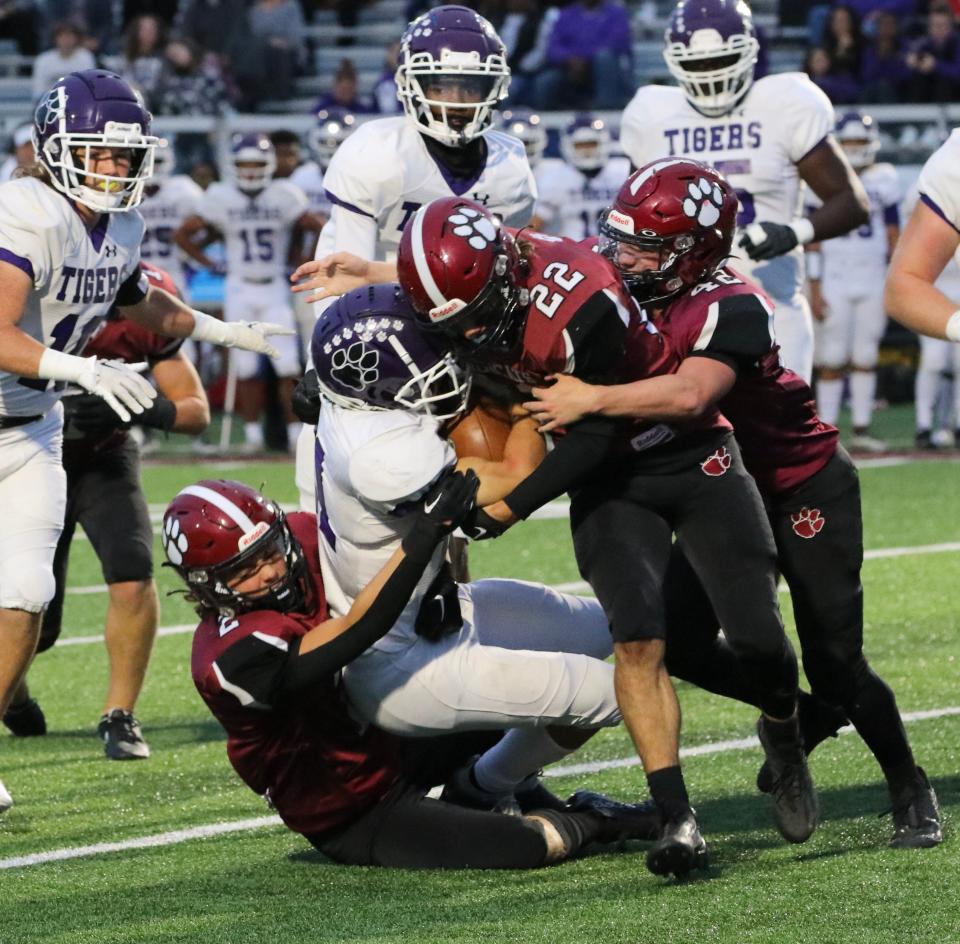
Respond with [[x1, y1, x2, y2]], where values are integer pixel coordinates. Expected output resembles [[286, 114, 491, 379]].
[[314, 403, 455, 652], [191, 512, 403, 837], [917, 128, 960, 235], [138, 175, 203, 295], [620, 73, 834, 304], [534, 156, 632, 240], [197, 179, 307, 282], [321, 116, 537, 260], [0, 177, 146, 416], [819, 162, 900, 281]]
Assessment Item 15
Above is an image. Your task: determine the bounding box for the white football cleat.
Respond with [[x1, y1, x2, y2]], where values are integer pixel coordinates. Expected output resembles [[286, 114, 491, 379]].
[[0, 778, 12, 813]]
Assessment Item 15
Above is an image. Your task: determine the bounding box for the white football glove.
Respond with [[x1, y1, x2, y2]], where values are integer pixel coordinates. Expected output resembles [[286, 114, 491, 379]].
[[190, 311, 295, 358], [75, 357, 157, 423]]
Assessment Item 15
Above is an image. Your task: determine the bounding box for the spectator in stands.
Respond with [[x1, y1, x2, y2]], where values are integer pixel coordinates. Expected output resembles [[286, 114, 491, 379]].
[[250, 0, 307, 102], [822, 5, 863, 77], [531, 0, 633, 110], [904, 6, 960, 103], [372, 39, 401, 113], [81, 0, 126, 56], [313, 58, 374, 114], [155, 37, 231, 114], [804, 45, 859, 103], [177, 0, 251, 58], [31, 20, 95, 102], [120, 14, 168, 107], [0, 122, 34, 183], [494, 0, 559, 106], [861, 11, 909, 103], [0, 0, 40, 56]]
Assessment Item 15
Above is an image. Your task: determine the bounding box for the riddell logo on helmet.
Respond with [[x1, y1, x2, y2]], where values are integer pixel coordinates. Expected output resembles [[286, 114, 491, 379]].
[[238, 521, 270, 552], [605, 209, 635, 234], [429, 299, 466, 322], [701, 446, 731, 476]]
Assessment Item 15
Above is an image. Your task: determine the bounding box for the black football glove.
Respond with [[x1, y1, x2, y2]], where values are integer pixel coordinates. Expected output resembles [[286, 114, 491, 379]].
[[67, 392, 176, 434], [461, 506, 511, 542], [401, 469, 480, 563], [738, 222, 800, 261], [291, 368, 322, 425]]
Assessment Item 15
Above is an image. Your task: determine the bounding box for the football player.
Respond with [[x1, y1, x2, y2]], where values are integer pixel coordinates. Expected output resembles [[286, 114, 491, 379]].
[[166, 476, 658, 868], [620, 0, 869, 382], [4, 263, 210, 760], [394, 196, 814, 877], [533, 114, 630, 240], [174, 133, 323, 452], [499, 107, 548, 169], [524, 159, 942, 850], [0, 70, 293, 814], [290, 107, 357, 226], [307, 284, 632, 815], [808, 112, 899, 451], [289, 4, 536, 511], [885, 128, 960, 347]]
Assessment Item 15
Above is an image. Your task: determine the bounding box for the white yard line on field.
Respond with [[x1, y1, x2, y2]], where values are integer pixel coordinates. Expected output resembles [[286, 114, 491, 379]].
[[2, 705, 958, 871]]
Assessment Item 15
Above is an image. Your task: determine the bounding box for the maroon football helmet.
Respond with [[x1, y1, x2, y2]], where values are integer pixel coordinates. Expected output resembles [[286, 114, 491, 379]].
[[396, 197, 529, 356], [598, 158, 738, 305], [162, 480, 309, 616]]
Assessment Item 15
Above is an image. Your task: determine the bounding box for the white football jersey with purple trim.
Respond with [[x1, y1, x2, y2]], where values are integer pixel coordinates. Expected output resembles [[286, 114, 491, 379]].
[[534, 155, 632, 240], [290, 160, 329, 219], [917, 129, 960, 234], [320, 116, 536, 262], [138, 174, 203, 296], [621, 72, 834, 304], [197, 179, 307, 281], [0, 177, 145, 416]]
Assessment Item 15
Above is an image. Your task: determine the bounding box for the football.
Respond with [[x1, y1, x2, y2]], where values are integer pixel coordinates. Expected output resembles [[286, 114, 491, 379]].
[[446, 399, 512, 461]]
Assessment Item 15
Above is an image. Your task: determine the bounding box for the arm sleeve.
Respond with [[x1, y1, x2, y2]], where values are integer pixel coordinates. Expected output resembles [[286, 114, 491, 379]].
[[687, 293, 776, 370], [565, 289, 630, 382], [782, 75, 835, 164], [325, 204, 379, 260], [115, 265, 149, 306]]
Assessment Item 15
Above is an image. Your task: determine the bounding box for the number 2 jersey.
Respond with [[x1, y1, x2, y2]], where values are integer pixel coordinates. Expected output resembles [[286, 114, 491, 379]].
[[620, 73, 835, 306], [191, 512, 403, 837], [0, 176, 147, 416], [196, 179, 308, 282]]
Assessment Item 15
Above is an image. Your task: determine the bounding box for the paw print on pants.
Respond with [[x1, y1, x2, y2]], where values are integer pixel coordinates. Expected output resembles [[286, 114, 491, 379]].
[[331, 341, 379, 392], [682, 177, 725, 227], [700, 446, 731, 477], [447, 206, 498, 250], [163, 516, 190, 565], [791, 507, 825, 539]]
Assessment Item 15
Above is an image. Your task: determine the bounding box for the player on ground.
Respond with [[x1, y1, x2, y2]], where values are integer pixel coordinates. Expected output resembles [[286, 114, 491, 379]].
[[394, 196, 814, 877], [524, 159, 942, 850], [533, 114, 630, 240], [0, 70, 294, 814], [3, 263, 210, 758], [166, 476, 658, 867], [174, 133, 323, 452], [289, 4, 536, 510], [620, 0, 868, 382], [807, 112, 899, 451]]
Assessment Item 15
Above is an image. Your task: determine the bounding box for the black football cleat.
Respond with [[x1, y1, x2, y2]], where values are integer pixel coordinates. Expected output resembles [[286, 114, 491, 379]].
[[565, 790, 662, 843], [889, 767, 943, 849], [757, 716, 819, 843], [645, 810, 709, 879], [97, 709, 150, 760], [516, 776, 567, 813], [3, 697, 46, 737]]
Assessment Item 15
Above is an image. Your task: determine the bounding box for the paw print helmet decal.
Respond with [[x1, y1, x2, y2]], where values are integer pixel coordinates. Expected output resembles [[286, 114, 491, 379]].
[[311, 283, 471, 419], [162, 480, 309, 616], [397, 196, 528, 357], [598, 158, 738, 305]]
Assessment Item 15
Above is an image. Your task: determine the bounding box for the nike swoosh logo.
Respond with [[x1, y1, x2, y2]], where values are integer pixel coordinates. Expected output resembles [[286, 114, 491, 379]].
[[424, 493, 442, 514]]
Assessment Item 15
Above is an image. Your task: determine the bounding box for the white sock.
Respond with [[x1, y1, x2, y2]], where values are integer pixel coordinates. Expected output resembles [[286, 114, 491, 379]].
[[816, 377, 844, 425], [243, 422, 263, 446], [473, 728, 577, 795], [915, 369, 939, 431], [849, 370, 877, 431]]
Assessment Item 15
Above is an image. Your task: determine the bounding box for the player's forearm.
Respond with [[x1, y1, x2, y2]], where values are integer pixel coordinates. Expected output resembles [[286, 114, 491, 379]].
[[171, 395, 210, 434], [884, 269, 957, 340], [122, 287, 199, 338], [365, 260, 397, 285], [808, 186, 870, 242], [0, 323, 46, 378], [592, 375, 715, 421]]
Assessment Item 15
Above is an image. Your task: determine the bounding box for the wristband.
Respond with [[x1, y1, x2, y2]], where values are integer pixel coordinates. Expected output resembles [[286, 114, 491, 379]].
[[946, 310, 960, 342], [789, 218, 816, 246], [805, 249, 823, 282], [37, 349, 90, 383], [188, 310, 227, 345], [139, 395, 177, 431]]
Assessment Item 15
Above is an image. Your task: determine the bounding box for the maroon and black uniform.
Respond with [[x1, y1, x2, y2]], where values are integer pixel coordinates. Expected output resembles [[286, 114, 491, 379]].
[[39, 264, 184, 652], [656, 269, 914, 775]]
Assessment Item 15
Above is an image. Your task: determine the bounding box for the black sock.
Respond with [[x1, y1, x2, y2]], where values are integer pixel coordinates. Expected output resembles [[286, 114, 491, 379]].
[[797, 690, 848, 754], [646, 765, 691, 822]]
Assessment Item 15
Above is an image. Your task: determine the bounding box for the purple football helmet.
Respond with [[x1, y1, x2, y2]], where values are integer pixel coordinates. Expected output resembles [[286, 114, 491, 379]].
[[312, 284, 471, 419], [227, 132, 276, 193], [33, 69, 160, 213], [396, 5, 510, 147], [835, 111, 880, 171], [663, 0, 759, 117], [561, 113, 611, 172], [499, 108, 547, 167], [309, 107, 357, 169]]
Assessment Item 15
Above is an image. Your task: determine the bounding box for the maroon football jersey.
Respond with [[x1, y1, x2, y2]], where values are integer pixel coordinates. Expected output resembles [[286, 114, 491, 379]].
[[191, 513, 403, 837], [655, 267, 838, 495]]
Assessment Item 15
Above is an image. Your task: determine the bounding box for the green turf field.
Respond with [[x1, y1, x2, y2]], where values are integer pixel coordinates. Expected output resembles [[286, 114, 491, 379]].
[[2, 456, 958, 944]]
